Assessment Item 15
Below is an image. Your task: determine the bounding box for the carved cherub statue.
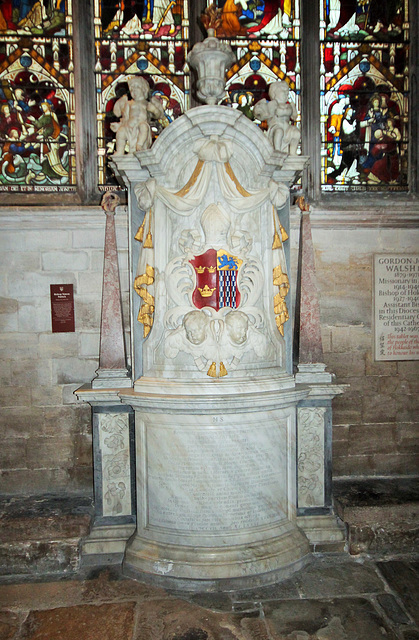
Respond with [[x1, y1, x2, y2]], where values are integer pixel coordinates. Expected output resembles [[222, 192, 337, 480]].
[[111, 76, 165, 156], [254, 81, 300, 156]]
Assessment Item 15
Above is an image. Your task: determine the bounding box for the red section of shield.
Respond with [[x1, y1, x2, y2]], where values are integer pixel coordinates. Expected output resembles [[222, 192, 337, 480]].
[[190, 249, 219, 310]]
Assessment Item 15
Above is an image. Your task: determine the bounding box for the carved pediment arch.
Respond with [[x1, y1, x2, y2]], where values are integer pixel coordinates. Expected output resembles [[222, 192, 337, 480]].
[[137, 105, 285, 189]]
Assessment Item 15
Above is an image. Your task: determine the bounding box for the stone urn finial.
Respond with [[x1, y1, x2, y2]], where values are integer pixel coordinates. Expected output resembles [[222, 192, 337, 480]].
[[188, 7, 235, 106]]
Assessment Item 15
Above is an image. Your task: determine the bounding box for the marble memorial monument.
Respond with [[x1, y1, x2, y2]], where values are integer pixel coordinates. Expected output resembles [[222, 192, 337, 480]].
[[77, 25, 345, 590]]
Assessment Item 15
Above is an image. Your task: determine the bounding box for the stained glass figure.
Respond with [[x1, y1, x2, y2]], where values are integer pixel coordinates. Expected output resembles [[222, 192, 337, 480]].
[[0, 0, 67, 36], [0, 0, 74, 192], [320, 0, 409, 191], [208, 1, 300, 137], [212, 0, 295, 40], [323, 0, 406, 42], [95, 0, 189, 187], [101, 0, 182, 38]]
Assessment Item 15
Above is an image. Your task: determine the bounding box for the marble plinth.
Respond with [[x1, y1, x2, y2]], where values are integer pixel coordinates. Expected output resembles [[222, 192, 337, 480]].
[[120, 382, 310, 590]]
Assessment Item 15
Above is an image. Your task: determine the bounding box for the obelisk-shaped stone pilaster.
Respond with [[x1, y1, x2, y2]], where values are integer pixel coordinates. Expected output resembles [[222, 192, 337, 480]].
[[92, 192, 131, 388], [294, 202, 346, 551], [299, 212, 324, 362], [295, 205, 332, 383]]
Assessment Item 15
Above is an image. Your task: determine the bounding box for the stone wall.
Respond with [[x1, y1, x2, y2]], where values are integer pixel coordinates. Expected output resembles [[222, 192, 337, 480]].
[[0, 206, 417, 495], [0, 207, 130, 495], [290, 211, 419, 480]]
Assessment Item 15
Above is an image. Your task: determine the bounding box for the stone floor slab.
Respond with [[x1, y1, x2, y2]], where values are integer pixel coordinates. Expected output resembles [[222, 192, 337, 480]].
[[377, 561, 419, 625], [294, 556, 386, 598], [0, 580, 86, 610], [18, 602, 135, 640], [0, 556, 418, 640], [175, 592, 234, 612], [133, 597, 252, 640], [376, 593, 411, 625], [229, 574, 300, 603], [231, 555, 385, 603], [263, 597, 398, 639], [0, 610, 21, 640], [81, 569, 168, 604]]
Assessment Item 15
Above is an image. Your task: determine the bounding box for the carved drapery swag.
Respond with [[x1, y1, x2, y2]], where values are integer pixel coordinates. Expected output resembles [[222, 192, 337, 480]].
[[134, 136, 290, 339]]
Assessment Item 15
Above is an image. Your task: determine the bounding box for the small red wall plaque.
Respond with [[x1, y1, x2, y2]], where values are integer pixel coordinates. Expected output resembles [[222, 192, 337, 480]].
[[50, 284, 75, 333]]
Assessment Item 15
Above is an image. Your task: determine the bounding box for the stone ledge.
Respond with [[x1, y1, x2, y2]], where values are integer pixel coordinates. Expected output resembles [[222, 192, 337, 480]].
[[333, 477, 419, 555], [0, 494, 93, 581]]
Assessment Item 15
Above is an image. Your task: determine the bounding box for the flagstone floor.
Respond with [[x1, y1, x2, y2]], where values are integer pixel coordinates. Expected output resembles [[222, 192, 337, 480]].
[[0, 553, 418, 640]]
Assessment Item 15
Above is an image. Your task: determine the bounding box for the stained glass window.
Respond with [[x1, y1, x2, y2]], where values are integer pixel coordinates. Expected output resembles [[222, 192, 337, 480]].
[[0, 0, 75, 193], [320, 0, 410, 192], [208, 1, 301, 135], [94, 0, 190, 187], [0, 1, 414, 199]]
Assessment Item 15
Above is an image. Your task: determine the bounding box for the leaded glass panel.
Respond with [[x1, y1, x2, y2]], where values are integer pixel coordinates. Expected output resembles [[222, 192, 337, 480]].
[[0, 0, 75, 192], [94, 0, 189, 187], [320, 0, 410, 192], [207, 2, 301, 134]]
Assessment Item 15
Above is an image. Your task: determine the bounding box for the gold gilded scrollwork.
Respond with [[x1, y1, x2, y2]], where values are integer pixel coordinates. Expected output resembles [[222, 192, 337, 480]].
[[134, 206, 155, 337], [272, 206, 289, 249], [272, 203, 290, 337], [295, 195, 310, 212], [273, 265, 290, 337], [134, 265, 155, 338]]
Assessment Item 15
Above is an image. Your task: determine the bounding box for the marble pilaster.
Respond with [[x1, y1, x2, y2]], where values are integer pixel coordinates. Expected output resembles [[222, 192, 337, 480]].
[[294, 208, 347, 548], [76, 194, 134, 564]]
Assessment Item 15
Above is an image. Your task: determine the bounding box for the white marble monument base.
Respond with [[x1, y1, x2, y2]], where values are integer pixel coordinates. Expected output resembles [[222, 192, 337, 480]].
[[120, 381, 310, 590]]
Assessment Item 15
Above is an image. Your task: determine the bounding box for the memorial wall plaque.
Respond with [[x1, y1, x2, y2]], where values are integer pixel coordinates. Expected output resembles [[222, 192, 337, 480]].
[[374, 254, 419, 361], [50, 284, 75, 333]]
